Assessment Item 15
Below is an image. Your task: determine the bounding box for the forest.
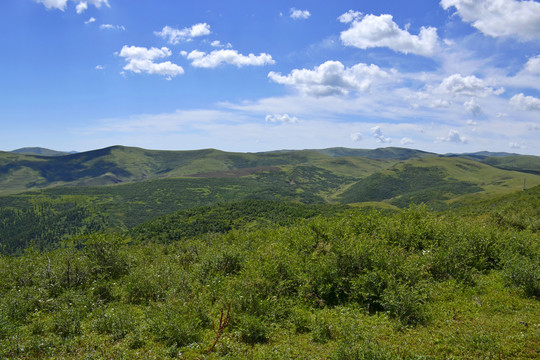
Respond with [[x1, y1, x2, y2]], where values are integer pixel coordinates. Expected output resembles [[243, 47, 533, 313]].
[[0, 146, 539, 359]]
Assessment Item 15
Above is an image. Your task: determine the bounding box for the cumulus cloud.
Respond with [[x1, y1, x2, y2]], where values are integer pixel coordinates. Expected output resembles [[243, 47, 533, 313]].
[[350, 132, 363, 142], [290, 8, 311, 20], [265, 114, 298, 124], [401, 137, 414, 145], [210, 40, 232, 48], [464, 97, 482, 116], [84, 17, 95, 24], [510, 93, 540, 111], [340, 13, 439, 56], [435, 74, 503, 97], [371, 126, 391, 143], [95, 65, 104, 70], [155, 23, 211, 45], [338, 10, 363, 23], [268, 60, 388, 97], [437, 129, 467, 143], [525, 55, 540, 75], [184, 49, 275, 68], [118, 45, 184, 79], [35, 0, 109, 12], [440, 0, 540, 40], [75, 1, 87, 14]]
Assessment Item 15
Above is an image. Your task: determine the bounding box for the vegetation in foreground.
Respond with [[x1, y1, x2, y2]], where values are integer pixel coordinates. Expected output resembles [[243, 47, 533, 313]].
[[0, 194, 538, 359]]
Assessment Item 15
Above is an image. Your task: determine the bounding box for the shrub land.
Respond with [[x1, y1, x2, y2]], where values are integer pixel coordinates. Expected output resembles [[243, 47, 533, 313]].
[[0, 195, 538, 359]]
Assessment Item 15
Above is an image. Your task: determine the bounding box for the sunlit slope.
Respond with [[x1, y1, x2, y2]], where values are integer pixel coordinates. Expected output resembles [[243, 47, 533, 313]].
[[0, 146, 419, 195], [313, 146, 436, 159], [338, 157, 540, 207], [0, 146, 332, 195], [481, 155, 540, 175]]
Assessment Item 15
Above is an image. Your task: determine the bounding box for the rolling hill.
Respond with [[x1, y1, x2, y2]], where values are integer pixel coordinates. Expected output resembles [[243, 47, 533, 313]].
[[1, 145, 539, 254]]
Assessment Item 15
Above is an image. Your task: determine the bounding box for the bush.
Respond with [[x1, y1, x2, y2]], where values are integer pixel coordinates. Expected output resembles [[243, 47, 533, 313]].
[[150, 303, 206, 348], [92, 304, 139, 340], [503, 254, 540, 298], [237, 314, 269, 345]]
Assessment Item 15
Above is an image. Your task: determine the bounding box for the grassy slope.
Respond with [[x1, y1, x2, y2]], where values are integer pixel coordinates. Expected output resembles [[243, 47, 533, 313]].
[[313, 146, 437, 159], [338, 157, 540, 208], [481, 155, 540, 175], [0, 146, 437, 196]]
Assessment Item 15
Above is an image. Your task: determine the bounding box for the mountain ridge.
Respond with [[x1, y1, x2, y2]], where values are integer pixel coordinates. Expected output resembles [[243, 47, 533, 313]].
[[1, 145, 538, 197]]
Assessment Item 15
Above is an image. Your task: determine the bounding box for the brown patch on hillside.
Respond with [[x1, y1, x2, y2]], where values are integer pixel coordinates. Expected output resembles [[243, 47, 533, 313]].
[[186, 166, 281, 178]]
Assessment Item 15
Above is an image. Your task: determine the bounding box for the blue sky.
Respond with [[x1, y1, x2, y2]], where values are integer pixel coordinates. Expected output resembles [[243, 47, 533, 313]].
[[1, 0, 540, 154]]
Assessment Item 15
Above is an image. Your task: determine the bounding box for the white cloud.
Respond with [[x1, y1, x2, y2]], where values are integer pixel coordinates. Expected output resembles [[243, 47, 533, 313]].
[[401, 137, 414, 145], [338, 10, 363, 24], [510, 93, 540, 111], [155, 23, 211, 45], [100, 24, 125, 31], [35, 0, 109, 12], [184, 49, 275, 68], [440, 0, 540, 40], [210, 40, 232, 48], [340, 14, 439, 56], [265, 114, 298, 124], [466, 120, 477, 126], [464, 97, 482, 116], [371, 126, 391, 143], [268, 60, 388, 97], [525, 55, 540, 75], [435, 74, 503, 97], [437, 129, 467, 143], [76, 1, 87, 14], [350, 132, 363, 142], [95, 65, 104, 70], [509, 142, 525, 149], [84, 17, 95, 24], [118, 45, 184, 79], [290, 8, 311, 20]]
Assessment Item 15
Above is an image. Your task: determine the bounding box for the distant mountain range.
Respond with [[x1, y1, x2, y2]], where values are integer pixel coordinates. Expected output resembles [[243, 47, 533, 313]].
[[10, 146, 521, 159], [1, 145, 539, 200], [11, 147, 77, 157]]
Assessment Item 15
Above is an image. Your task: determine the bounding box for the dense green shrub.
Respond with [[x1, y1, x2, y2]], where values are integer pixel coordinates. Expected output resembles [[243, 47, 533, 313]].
[[92, 303, 140, 340], [236, 314, 270, 345]]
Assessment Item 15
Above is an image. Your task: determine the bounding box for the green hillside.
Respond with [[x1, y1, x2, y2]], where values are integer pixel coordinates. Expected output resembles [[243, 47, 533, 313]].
[[313, 146, 436, 159], [0, 146, 442, 196], [0, 164, 353, 253], [2, 147, 539, 254], [481, 155, 540, 175], [338, 157, 540, 209], [1, 145, 539, 358], [0, 146, 357, 195]]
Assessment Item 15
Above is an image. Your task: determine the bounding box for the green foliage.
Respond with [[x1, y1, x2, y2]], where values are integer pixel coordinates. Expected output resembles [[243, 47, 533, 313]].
[[149, 302, 207, 348], [340, 164, 482, 206], [0, 195, 539, 358], [237, 314, 270, 345], [92, 303, 140, 341], [0, 198, 105, 254]]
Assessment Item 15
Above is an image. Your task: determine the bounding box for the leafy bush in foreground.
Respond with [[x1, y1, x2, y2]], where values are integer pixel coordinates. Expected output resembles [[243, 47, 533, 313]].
[[0, 202, 538, 359]]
